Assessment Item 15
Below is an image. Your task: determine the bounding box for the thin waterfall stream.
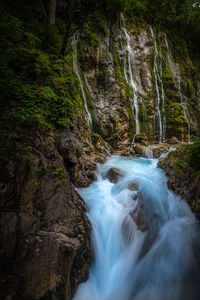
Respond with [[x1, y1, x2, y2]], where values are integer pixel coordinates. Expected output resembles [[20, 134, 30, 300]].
[[164, 34, 191, 143], [72, 156, 200, 300], [159, 47, 166, 142], [72, 34, 93, 130], [120, 13, 140, 136], [150, 26, 165, 143]]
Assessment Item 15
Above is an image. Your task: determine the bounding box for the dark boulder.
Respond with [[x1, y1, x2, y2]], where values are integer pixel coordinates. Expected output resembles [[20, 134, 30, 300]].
[[134, 134, 148, 146], [128, 181, 139, 191], [107, 168, 123, 183]]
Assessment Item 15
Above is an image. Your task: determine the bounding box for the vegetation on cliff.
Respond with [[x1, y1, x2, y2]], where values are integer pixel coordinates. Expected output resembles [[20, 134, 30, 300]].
[[1, 0, 200, 141], [158, 138, 200, 217], [0, 1, 200, 299]]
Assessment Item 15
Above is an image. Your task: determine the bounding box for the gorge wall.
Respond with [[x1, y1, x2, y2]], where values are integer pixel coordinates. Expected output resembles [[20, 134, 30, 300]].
[[72, 14, 200, 147], [0, 1, 200, 299]]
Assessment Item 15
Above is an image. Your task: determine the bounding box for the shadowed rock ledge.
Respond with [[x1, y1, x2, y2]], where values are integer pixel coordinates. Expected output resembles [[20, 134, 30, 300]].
[[0, 121, 108, 300], [158, 145, 200, 219]]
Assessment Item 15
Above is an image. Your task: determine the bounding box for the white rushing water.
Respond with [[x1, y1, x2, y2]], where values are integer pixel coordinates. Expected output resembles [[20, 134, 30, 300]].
[[72, 34, 93, 130], [72, 156, 200, 300], [150, 26, 166, 143], [164, 34, 191, 143], [120, 14, 140, 136], [159, 48, 166, 142], [177, 75, 191, 143]]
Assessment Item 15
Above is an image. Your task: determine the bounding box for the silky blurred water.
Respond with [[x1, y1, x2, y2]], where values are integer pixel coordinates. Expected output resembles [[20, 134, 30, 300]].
[[72, 156, 200, 300]]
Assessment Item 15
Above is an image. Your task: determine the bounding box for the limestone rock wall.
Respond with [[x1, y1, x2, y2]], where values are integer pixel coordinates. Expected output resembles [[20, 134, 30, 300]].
[[0, 115, 108, 299], [158, 147, 200, 219], [75, 16, 200, 144]]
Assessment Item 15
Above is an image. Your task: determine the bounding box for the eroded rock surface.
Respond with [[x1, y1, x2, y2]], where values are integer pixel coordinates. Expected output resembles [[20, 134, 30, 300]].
[[158, 147, 200, 219], [0, 123, 100, 300]]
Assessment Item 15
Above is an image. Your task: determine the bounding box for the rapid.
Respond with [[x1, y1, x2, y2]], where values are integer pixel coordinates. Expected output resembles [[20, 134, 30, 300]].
[[72, 155, 200, 300]]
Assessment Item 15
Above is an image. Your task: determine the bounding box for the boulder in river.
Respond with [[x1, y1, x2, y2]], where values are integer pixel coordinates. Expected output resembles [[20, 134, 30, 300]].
[[128, 181, 139, 191], [107, 168, 123, 183]]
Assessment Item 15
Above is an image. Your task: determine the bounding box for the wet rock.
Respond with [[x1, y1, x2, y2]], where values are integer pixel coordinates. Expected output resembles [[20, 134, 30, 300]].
[[0, 274, 21, 300], [167, 136, 180, 144], [130, 195, 148, 232], [58, 112, 107, 188], [158, 146, 200, 219], [107, 168, 123, 183], [0, 126, 93, 300], [133, 144, 148, 156], [153, 145, 170, 158], [128, 181, 139, 191], [0, 213, 18, 271], [134, 134, 148, 146], [123, 191, 148, 233], [88, 171, 97, 182]]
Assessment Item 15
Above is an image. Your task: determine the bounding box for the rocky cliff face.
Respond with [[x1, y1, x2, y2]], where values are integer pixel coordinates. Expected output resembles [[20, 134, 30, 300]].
[[75, 15, 200, 145], [0, 113, 108, 299], [158, 145, 200, 219], [1, 8, 200, 300]]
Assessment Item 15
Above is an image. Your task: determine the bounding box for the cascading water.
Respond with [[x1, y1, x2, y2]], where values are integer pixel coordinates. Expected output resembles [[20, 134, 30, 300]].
[[159, 48, 166, 142], [164, 34, 178, 80], [72, 34, 93, 130], [177, 75, 191, 143], [72, 156, 200, 300], [150, 26, 166, 143], [164, 34, 191, 143], [142, 147, 153, 158], [120, 14, 140, 137]]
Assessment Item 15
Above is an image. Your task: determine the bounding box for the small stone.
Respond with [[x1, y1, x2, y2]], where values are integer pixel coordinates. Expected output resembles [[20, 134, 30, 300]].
[[128, 181, 139, 191]]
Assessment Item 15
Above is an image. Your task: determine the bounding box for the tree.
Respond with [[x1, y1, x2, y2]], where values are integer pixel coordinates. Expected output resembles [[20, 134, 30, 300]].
[[47, 0, 57, 25], [60, 0, 74, 56]]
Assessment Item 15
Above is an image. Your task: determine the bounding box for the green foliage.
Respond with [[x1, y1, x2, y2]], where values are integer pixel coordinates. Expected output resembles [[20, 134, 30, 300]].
[[51, 167, 63, 177], [188, 138, 200, 170], [92, 11, 108, 35], [124, 0, 147, 18], [172, 138, 200, 173], [0, 2, 82, 143], [82, 22, 101, 47], [92, 132, 102, 144], [105, 0, 125, 13], [175, 158, 187, 169], [113, 53, 121, 80]]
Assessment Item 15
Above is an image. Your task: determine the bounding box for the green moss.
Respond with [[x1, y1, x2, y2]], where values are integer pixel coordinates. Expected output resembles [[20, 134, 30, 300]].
[[169, 139, 200, 175], [185, 77, 195, 97], [0, 4, 84, 144], [51, 167, 63, 177], [82, 22, 100, 48], [139, 102, 148, 134], [92, 10, 108, 36], [113, 52, 121, 81], [92, 132, 103, 144]]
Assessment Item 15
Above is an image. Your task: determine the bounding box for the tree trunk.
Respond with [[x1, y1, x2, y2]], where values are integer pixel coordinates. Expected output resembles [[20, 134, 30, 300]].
[[60, 0, 75, 56], [47, 0, 57, 25]]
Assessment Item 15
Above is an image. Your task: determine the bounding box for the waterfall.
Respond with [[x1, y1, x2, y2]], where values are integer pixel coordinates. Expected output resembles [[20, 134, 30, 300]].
[[164, 34, 179, 80], [142, 147, 153, 158], [72, 156, 200, 300], [178, 75, 191, 143], [164, 34, 191, 143], [72, 35, 93, 130], [120, 13, 140, 136], [150, 26, 166, 143], [159, 48, 166, 142]]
